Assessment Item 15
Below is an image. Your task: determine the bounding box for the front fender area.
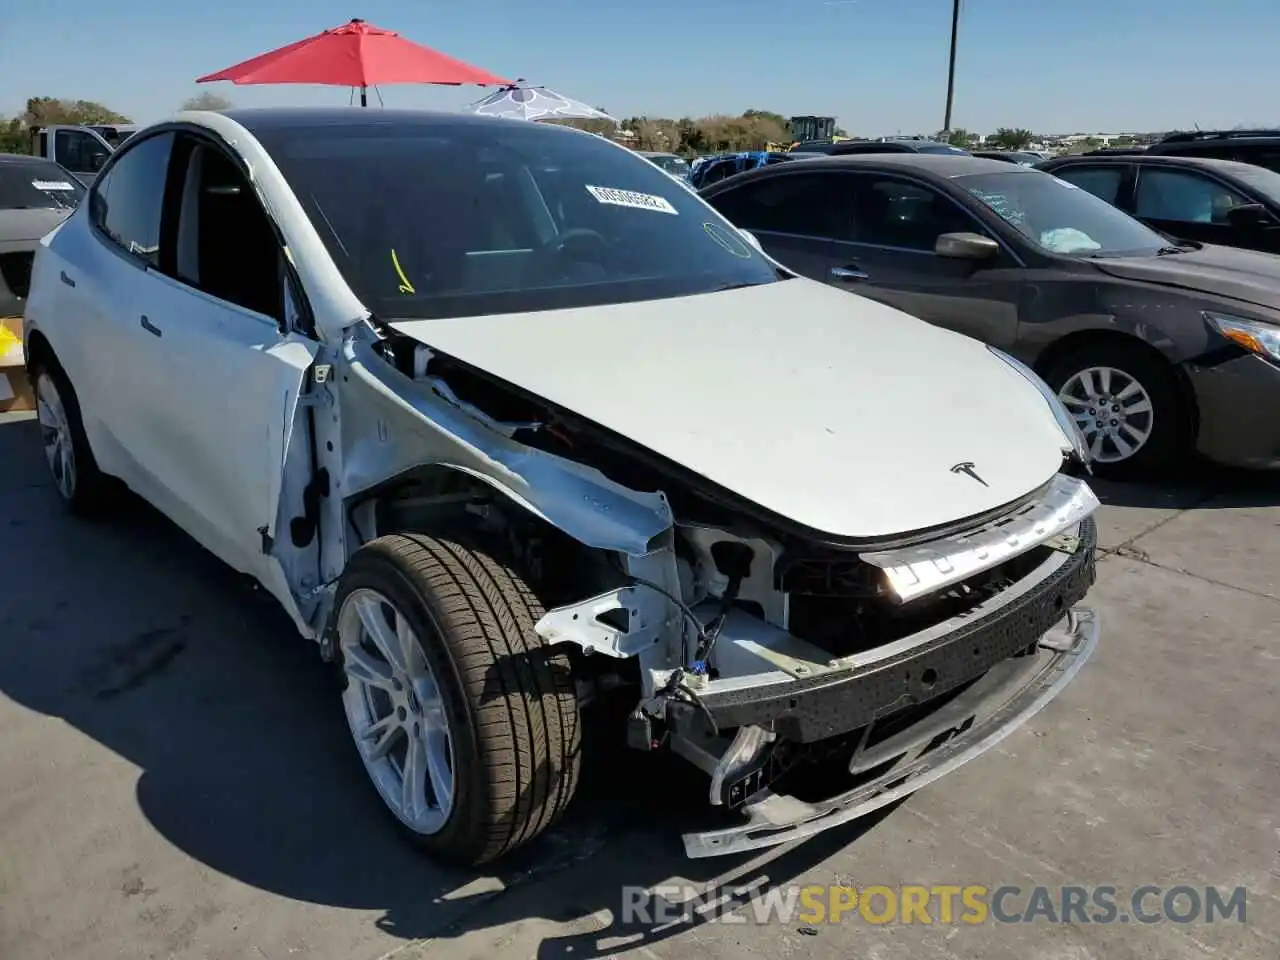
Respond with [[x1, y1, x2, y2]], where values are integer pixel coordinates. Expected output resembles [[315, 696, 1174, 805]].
[[337, 334, 673, 556]]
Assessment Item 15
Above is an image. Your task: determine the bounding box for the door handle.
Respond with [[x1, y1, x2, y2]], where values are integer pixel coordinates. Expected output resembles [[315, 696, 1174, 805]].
[[830, 265, 870, 282], [59, 270, 76, 288], [139, 315, 162, 337]]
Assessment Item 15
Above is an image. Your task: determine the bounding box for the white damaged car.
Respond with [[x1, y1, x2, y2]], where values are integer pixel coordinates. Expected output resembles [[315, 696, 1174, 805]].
[[22, 108, 1101, 864]]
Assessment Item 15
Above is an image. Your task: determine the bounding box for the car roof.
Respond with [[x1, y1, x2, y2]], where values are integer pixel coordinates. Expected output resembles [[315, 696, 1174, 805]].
[[1154, 130, 1280, 147], [1042, 153, 1263, 176], [0, 153, 56, 163], [215, 106, 571, 138], [798, 153, 1030, 177]]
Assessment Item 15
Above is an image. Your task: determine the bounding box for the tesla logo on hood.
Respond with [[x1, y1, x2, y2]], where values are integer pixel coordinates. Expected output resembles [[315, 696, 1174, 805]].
[[950, 461, 989, 487]]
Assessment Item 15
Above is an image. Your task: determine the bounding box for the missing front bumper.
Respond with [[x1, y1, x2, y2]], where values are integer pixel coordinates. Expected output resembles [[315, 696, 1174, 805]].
[[681, 605, 1100, 858]]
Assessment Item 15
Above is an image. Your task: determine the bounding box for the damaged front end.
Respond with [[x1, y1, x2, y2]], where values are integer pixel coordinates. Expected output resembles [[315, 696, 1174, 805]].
[[319, 320, 1101, 859]]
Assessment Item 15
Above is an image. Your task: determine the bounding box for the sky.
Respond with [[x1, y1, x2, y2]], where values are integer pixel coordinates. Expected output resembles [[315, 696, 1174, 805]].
[[3, 0, 1279, 135]]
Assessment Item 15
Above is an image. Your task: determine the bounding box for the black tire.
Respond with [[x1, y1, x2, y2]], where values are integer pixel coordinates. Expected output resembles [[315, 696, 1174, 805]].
[[1042, 340, 1188, 479], [333, 533, 582, 865], [27, 357, 117, 517]]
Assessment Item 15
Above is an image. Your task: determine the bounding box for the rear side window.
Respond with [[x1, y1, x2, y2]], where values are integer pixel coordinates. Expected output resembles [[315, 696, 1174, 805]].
[[709, 172, 847, 239], [90, 132, 174, 266], [1053, 166, 1125, 204]]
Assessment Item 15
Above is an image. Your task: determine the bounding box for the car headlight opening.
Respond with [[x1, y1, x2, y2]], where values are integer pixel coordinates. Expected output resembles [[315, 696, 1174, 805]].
[[987, 345, 1092, 465], [1203, 311, 1280, 364]]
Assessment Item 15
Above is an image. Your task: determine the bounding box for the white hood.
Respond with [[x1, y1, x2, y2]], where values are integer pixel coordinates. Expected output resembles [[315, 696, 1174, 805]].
[[389, 279, 1072, 540]]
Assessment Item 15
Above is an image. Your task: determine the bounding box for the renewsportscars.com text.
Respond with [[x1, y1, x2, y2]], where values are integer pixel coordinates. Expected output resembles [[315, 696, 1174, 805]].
[[622, 884, 1248, 927]]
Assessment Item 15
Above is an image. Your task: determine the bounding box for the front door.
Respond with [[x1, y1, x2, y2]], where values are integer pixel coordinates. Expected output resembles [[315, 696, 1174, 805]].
[[124, 134, 318, 578], [47, 126, 113, 182], [48, 131, 178, 482], [1131, 166, 1280, 252], [826, 173, 1024, 348]]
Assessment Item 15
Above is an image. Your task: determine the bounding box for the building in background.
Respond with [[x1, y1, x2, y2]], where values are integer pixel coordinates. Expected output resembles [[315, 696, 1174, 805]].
[[789, 115, 836, 142]]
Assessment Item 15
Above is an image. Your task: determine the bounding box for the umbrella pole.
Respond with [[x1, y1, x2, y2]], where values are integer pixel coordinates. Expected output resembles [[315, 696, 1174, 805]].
[[360, 85, 368, 107]]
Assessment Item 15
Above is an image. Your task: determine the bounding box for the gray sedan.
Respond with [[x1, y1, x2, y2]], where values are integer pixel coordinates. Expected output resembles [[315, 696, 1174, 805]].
[[701, 154, 1280, 477]]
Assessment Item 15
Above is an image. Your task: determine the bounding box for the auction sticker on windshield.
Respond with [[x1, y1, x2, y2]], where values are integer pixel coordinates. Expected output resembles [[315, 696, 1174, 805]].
[[32, 180, 76, 191], [585, 185, 678, 214]]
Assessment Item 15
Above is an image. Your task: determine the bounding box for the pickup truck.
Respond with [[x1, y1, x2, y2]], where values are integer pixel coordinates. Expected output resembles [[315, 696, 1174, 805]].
[[29, 124, 137, 184]]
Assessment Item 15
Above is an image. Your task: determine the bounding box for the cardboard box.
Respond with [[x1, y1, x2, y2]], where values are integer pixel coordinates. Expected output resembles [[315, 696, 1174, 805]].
[[0, 315, 34, 414]]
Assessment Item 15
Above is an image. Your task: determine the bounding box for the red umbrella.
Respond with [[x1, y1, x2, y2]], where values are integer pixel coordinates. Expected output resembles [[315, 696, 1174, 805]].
[[196, 18, 511, 106]]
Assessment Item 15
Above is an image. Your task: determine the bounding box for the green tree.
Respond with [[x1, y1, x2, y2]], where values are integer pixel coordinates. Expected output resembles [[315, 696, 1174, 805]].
[[0, 97, 132, 155], [180, 91, 233, 111], [676, 118, 708, 155], [1063, 136, 1102, 155], [940, 127, 977, 147], [552, 108, 815, 157], [0, 117, 28, 154], [25, 97, 131, 126], [548, 117, 616, 137], [988, 127, 1034, 150]]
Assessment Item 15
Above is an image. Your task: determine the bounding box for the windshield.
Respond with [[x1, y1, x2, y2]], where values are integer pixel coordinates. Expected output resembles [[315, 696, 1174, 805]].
[[957, 170, 1172, 256], [1229, 163, 1280, 207], [260, 120, 779, 320], [0, 160, 85, 210], [914, 142, 969, 155]]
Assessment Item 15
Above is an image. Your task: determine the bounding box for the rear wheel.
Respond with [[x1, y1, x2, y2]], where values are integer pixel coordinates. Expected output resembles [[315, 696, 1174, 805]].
[[1042, 341, 1187, 478], [333, 533, 582, 865], [30, 361, 116, 516]]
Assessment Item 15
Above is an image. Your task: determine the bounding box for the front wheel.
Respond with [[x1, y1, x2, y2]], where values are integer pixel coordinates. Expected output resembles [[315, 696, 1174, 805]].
[[1043, 342, 1188, 479], [333, 533, 582, 865], [30, 361, 116, 516]]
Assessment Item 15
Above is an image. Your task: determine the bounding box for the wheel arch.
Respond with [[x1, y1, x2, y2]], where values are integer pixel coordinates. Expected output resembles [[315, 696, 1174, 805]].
[[1031, 328, 1200, 443], [23, 327, 58, 376], [349, 462, 633, 606]]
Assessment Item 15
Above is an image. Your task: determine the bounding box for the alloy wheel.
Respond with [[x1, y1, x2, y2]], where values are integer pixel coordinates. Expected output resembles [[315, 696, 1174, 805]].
[[1057, 365, 1154, 464], [35, 372, 76, 501], [338, 588, 455, 835]]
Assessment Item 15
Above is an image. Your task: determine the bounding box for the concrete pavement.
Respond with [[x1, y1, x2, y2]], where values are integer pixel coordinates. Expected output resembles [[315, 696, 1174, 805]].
[[0, 412, 1276, 960]]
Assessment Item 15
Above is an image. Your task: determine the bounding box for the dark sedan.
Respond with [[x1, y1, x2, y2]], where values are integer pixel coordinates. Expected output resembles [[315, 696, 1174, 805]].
[[701, 154, 1280, 476], [1, 154, 85, 318], [1038, 153, 1280, 255]]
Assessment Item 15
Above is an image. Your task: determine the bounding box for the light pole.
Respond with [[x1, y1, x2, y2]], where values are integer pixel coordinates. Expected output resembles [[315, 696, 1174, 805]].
[[942, 0, 961, 136]]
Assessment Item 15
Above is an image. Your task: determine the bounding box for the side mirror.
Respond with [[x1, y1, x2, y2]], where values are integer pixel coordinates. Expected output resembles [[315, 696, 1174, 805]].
[[739, 228, 764, 252], [1225, 202, 1275, 228], [90, 152, 108, 171], [935, 231, 1000, 259]]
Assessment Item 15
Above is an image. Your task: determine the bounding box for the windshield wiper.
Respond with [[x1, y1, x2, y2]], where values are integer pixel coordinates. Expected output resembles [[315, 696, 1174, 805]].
[[1156, 245, 1191, 256]]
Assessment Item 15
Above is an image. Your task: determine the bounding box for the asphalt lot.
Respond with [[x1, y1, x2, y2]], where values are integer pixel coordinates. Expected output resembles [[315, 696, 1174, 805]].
[[1, 409, 1277, 960]]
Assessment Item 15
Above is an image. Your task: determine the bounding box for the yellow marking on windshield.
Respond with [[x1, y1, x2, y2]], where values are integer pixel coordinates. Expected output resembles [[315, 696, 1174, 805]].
[[391, 248, 415, 294]]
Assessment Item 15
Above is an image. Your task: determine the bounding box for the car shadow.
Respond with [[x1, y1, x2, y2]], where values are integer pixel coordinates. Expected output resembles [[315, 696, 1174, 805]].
[[1088, 459, 1278, 511], [0, 417, 881, 953]]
